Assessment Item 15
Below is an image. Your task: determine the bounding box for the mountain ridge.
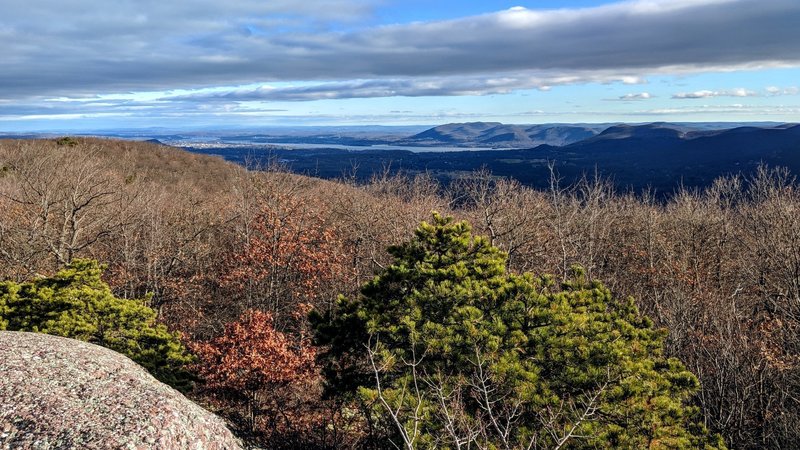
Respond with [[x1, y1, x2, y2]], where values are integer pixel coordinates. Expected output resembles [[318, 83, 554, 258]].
[[404, 122, 606, 147], [181, 121, 800, 194]]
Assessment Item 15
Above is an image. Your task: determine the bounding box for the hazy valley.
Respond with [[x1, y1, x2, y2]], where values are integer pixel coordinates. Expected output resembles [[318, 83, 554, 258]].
[[109, 120, 800, 194]]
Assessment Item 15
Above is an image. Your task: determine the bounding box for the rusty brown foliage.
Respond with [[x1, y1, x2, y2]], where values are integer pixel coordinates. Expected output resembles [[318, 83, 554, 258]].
[[191, 310, 363, 449], [1, 138, 799, 449]]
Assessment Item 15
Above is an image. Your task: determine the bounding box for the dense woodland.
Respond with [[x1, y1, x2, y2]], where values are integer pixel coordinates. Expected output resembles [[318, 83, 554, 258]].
[[0, 138, 799, 449]]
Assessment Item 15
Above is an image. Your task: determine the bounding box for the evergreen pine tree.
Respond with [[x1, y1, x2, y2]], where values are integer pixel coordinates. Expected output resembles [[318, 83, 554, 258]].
[[314, 214, 725, 449], [0, 259, 194, 391]]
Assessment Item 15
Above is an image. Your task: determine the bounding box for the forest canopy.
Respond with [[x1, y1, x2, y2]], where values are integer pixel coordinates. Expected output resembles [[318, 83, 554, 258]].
[[0, 138, 797, 449]]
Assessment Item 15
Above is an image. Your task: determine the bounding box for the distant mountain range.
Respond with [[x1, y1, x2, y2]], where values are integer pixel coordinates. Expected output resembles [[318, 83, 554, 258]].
[[528, 122, 800, 191], [398, 121, 793, 148], [401, 122, 607, 147], [182, 121, 800, 194]]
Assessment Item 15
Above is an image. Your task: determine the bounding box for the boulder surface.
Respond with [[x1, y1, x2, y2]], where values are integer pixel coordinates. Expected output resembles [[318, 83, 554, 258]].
[[0, 331, 242, 449]]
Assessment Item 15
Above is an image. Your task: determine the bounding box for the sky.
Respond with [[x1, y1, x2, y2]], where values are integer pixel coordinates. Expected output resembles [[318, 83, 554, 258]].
[[3, 0, 800, 131]]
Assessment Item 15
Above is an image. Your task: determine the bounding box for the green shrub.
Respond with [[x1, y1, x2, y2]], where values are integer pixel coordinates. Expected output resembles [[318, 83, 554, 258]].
[[55, 136, 79, 146], [0, 259, 194, 391]]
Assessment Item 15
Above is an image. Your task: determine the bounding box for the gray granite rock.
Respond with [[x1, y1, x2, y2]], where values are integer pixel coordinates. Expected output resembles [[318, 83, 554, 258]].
[[0, 331, 243, 450]]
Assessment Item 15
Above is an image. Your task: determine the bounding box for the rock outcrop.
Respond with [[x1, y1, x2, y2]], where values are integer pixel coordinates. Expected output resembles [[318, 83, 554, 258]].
[[0, 331, 242, 450]]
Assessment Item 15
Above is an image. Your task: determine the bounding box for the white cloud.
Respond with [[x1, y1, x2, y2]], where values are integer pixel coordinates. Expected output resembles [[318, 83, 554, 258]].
[[617, 92, 653, 100], [766, 86, 800, 96], [161, 73, 649, 102], [642, 104, 800, 115], [672, 88, 758, 99]]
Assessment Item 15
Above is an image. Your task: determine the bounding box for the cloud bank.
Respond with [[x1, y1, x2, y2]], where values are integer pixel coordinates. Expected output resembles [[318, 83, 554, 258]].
[[163, 74, 644, 102], [2, 0, 800, 101]]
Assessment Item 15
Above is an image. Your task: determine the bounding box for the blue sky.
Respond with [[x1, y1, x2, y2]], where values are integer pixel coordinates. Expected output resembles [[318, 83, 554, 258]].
[[2, 0, 800, 131]]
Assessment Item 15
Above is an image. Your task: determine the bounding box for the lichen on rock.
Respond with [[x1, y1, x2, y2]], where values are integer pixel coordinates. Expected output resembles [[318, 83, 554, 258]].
[[0, 331, 242, 450]]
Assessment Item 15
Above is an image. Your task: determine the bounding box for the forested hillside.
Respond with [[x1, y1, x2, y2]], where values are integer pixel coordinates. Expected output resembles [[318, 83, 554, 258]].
[[1, 138, 798, 449]]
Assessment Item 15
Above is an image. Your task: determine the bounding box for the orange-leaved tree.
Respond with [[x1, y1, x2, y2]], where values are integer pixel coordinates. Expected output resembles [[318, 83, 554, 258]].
[[191, 310, 316, 437], [221, 194, 353, 330]]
